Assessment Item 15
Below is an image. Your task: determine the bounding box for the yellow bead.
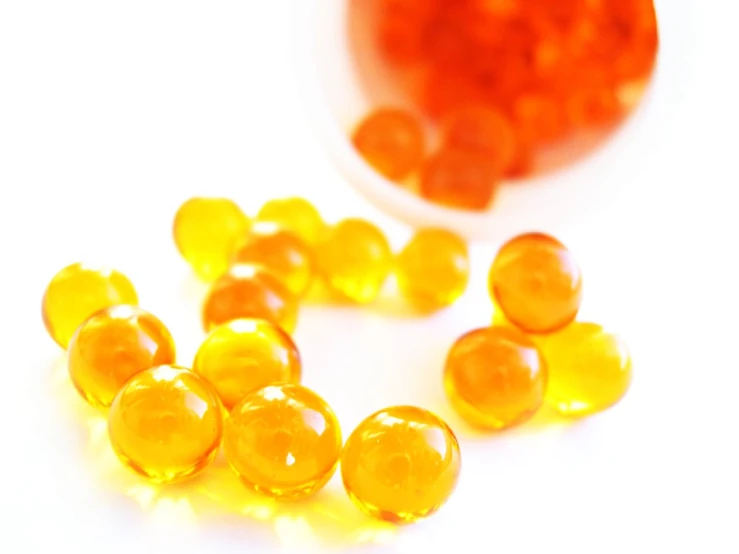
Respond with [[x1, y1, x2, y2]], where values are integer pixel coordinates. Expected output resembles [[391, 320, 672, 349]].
[[193, 318, 302, 411], [341, 406, 461, 524], [316, 218, 392, 303], [256, 197, 325, 245], [223, 383, 342, 500], [173, 197, 250, 282], [108, 365, 223, 484], [68, 305, 176, 408], [42, 263, 138, 349], [233, 222, 315, 298], [202, 264, 299, 334], [539, 322, 632, 416], [395, 228, 469, 310]]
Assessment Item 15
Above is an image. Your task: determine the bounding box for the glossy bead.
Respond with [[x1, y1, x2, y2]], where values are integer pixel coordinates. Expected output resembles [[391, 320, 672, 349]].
[[352, 109, 425, 181], [233, 222, 315, 298], [42, 263, 138, 349], [539, 322, 632, 416], [488, 232, 583, 334], [202, 264, 298, 334], [341, 406, 461, 524], [395, 228, 470, 311], [444, 326, 547, 430], [223, 384, 342, 500], [256, 197, 325, 246], [316, 218, 392, 303], [419, 148, 499, 211], [173, 197, 250, 282], [108, 365, 223, 484], [193, 318, 301, 411], [68, 305, 176, 408]]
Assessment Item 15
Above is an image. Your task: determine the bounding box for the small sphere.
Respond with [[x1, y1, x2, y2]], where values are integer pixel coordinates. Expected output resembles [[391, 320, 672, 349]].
[[68, 305, 176, 408], [42, 263, 138, 349], [419, 148, 499, 211], [316, 218, 392, 303], [108, 365, 223, 484], [193, 318, 302, 410], [488, 232, 583, 334], [173, 197, 250, 282], [256, 197, 325, 246], [202, 264, 299, 334], [223, 383, 342, 500], [341, 406, 461, 524], [539, 322, 632, 416], [395, 228, 470, 311], [444, 326, 547, 430], [352, 108, 425, 181], [233, 222, 315, 298]]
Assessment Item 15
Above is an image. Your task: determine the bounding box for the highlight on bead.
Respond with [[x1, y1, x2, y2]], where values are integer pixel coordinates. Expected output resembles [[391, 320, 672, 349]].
[[256, 197, 325, 246]]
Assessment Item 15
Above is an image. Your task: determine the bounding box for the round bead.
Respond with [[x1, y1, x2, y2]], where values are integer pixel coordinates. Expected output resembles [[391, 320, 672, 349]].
[[539, 322, 632, 416], [256, 197, 325, 246], [488, 232, 583, 334], [202, 264, 298, 334], [444, 326, 547, 430], [108, 365, 223, 484], [352, 109, 425, 181], [223, 384, 342, 500], [173, 197, 250, 282], [316, 218, 392, 303], [233, 222, 315, 298], [193, 318, 301, 410], [68, 305, 176, 408], [395, 228, 470, 310], [341, 406, 461, 524], [42, 263, 138, 349]]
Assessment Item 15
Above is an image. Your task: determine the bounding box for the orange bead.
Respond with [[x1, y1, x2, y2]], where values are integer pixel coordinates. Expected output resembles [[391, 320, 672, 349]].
[[193, 318, 301, 411], [42, 263, 138, 349], [68, 305, 176, 408], [488, 232, 583, 334], [256, 197, 325, 246], [202, 264, 299, 334], [223, 384, 342, 500], [444, 326, 547, 429], [419, 148, 499, 211], [352, 108, 425, 181], [539, 322, 632, 416], [232, 222, 315, 298], [341, 406, 461, 523], [316, 218, 392, 303], [395, 227, 469, 310], [108, 365, 223, 483]]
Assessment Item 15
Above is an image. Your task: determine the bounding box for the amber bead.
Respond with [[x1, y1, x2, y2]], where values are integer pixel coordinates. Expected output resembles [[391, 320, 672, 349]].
[[193, 318, 301, 411], [488, 232, 583, 334], [341, 406, 461, 524], [352, 108, 425, 181], [419, 148, 499, 211], [173, 197, 250, 282], [42, 263, 138, 349], [68, 305, 176, 408], [232, 222, 315, 298], [256, 197, 325, 246], [539, 322, 632, 416], [316, 218, 392, 303], [202, 264, 299, 334], [108, 365, 223, 484], [223, 383, 342, 500], [395, 228, 469, 311], [444, 326, 547, 430]]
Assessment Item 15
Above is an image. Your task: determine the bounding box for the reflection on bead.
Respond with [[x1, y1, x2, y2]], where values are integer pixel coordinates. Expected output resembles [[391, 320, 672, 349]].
[[256, 197, 325, 246]]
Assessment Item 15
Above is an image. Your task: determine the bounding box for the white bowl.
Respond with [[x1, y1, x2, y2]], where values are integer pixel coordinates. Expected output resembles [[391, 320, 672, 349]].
[[293, 0, 677, 241]]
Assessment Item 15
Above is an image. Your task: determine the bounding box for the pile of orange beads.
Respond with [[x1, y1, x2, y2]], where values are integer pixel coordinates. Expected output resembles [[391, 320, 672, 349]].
[[349, 0, 659, 210], [42, 195, 630, 526]]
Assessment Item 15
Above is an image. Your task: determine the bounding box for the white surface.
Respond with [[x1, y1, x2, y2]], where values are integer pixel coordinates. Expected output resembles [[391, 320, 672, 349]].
[[1, 0, 738, 553]]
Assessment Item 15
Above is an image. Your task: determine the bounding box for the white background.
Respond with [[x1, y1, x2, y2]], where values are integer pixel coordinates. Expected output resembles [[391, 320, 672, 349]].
[[1, 0, 738, 552]]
